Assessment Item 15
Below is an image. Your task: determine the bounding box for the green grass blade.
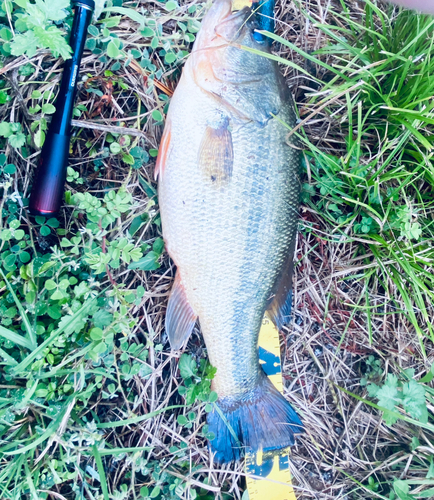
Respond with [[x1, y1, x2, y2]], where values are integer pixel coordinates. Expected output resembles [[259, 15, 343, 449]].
[[258, 30, 350, 81], [0, 269, 36, 349], [11, 296, 98, 375], [0, 347, 18, 366], [2, 397, 73, 455], [92, 445, 110, 500], [24, 461, 39, 500], [103, 6, 146, 27], [0, 324, 32, 350], [95, 405, 183, 428]]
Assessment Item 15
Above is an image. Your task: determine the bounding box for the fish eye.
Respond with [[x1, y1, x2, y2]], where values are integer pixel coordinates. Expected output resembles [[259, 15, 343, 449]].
[[253, 31, 265, 43]]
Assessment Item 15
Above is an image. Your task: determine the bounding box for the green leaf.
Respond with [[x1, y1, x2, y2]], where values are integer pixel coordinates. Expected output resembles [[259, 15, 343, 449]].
[[0, 229, 11, 241], [367, 383, 380, 398], [93, 310, 113, 329], [165, 0, 178, 11], [208, 391, 218, 403], [179, 354, 197, 379], [420, 363, 434, 383], [9, 132, 26, 149], [58, 279, 70, 290], [50, 290, 64, 300], [0, 122, 12, 137], [14, 229, 24, 240], [88, 24, 99, 37], [164, 52, 176, 64], [40, 225, 51, 236], [34, 129, 45, 148], [104, 16, 122, 28], [122, 153, 134, 165], [10, 30, 39, 57], [42, 103, 56, 114], [46, 217, 59, 228], [150, 486, 161, 498], [177, 414, 188, 425], [90, 327, 104, 341], [34, 0, 70, 22], [153, 237, 164, 255], [128, 251, 160, 271], [393, 480, 414, 500], [110, 142, 121, 154], [19, 251, 31, 263], [141, 27, 154, 37], [376, 374, 401, 411], [402, 380, 428, 423], [33, 26, 72, 59], [0, 27, 12, 41], [4, 163, 16, 174], [152, 109, 163, 121], [107, 40, 120, 58]]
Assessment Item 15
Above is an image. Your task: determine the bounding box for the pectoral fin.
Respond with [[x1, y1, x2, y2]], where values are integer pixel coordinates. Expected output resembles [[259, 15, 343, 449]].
[[198, 119, 233, 185], [166, 271, 197, 350]]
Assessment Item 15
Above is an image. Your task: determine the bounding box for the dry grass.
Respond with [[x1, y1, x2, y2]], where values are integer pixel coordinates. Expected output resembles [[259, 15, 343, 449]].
[[1, 0, 434, 498]]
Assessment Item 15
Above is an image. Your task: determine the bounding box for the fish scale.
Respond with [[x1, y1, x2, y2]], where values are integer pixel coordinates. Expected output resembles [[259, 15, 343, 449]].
[[157, 0, 303, 462]]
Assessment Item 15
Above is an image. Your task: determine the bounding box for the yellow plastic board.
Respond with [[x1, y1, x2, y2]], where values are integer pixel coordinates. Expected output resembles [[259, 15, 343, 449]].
[[245, 316, 297, 500]]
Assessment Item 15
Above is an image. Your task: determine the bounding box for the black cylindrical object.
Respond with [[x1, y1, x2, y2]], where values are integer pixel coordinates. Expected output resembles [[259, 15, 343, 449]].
[[29, 0, 95, 216]]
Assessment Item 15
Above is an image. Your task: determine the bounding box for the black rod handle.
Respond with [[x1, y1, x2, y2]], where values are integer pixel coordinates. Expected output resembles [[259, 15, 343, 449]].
[[29, 0, 94, 216]]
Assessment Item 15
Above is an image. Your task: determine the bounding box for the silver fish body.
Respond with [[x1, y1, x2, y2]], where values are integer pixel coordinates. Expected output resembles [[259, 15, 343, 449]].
[[157, 0, 303, 462]]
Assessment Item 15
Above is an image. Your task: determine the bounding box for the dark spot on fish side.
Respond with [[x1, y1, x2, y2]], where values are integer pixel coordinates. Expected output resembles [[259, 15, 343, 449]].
[[211, 175, 216, 182]]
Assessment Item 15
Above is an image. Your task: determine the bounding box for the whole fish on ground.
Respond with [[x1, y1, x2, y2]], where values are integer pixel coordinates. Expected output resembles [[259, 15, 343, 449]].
[[156, 0, 303, 463]]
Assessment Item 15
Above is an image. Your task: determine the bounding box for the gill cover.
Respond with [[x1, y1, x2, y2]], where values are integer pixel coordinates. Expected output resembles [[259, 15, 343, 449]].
[[188, 0, 283, 125]]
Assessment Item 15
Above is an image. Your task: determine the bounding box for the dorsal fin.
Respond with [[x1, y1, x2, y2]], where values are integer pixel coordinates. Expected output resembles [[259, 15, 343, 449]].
[[166, 271, 197, 350], [154, 117, 172, 180], [267, 237, 296, 330], [198, 119, 233, 186]]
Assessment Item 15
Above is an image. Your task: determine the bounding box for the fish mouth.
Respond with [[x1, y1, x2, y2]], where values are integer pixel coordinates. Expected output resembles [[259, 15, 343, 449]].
[[215, 6, 254, 42]]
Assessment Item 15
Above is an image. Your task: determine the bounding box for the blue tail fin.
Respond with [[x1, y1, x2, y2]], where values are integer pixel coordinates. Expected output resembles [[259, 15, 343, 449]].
[[207, 371, 303, 463]]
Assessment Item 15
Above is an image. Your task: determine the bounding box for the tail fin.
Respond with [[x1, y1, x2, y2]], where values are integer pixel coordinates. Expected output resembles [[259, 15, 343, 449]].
[[207, 372, 303, 463]]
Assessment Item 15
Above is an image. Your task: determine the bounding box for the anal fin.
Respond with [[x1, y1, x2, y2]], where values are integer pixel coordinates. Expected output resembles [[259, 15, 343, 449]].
[[267, 237, 296, 330], [166, 271, 197, 350]]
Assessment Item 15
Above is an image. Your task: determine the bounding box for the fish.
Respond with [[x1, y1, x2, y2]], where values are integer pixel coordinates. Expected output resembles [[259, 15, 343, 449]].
[[156, 0, 303, 463]]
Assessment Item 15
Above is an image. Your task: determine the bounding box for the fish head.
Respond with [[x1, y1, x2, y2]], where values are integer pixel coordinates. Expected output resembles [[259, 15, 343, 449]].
[[192, 0, 269, 57], [189, 0, 285, 124]]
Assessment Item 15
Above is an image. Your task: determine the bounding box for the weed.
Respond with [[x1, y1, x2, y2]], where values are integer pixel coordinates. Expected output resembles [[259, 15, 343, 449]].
[[1, 0, 73, 59]]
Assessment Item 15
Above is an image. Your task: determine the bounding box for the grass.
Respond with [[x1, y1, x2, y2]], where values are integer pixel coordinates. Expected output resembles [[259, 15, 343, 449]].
[[0, 0, 433, 499]]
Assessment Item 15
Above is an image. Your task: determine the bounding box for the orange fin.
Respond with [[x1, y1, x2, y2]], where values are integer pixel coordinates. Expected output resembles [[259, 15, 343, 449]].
[[166, 271, 197, 350], [267, 237, 296, 330], [198, 119, 233, 185], [154, 118, 172, 180]]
